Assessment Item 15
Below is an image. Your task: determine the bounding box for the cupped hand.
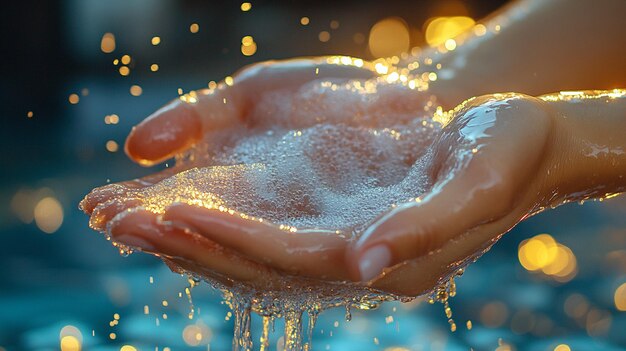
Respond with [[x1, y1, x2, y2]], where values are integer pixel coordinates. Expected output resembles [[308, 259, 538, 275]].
[[83, 78, 556, 298], [81, 56, 431, 223], [146, 93, 555, 297], [81, 57, 439, 293]]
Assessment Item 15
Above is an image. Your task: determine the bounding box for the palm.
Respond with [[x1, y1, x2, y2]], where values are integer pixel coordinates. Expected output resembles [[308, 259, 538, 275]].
[[82, 120, 436, 290]]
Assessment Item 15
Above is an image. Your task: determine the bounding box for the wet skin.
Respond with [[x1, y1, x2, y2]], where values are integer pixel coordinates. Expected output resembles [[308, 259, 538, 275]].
[[82, 58, 441, 293], [80, 56, 626, 296]]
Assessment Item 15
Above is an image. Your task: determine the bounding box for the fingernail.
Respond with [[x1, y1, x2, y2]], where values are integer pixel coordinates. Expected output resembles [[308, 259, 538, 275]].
[[115, 234, 155, 251], [358, 244, 391, 281]]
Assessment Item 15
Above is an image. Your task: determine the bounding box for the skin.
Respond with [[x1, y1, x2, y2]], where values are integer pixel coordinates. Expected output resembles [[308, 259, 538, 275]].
[[426, 0, 626, 107], [81, 0, 626, 297]]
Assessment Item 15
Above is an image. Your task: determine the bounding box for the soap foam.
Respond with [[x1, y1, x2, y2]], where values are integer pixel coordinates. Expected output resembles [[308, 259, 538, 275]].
[[118, 119, 440, 234]]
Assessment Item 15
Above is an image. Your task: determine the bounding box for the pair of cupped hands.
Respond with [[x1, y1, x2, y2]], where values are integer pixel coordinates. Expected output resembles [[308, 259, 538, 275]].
[[81, 58, 554, 296]]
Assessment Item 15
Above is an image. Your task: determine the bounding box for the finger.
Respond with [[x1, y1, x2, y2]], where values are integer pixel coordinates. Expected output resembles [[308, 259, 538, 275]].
[[79, 168, 179, 215], [80, 183, 136, 215], [161, 202, 351, 280], [89, 198, 142, 231], [125, 57, 377, 166], [109, 209, 275, 284], [124, 97, 220, 166], [369, 208, 524, 296]]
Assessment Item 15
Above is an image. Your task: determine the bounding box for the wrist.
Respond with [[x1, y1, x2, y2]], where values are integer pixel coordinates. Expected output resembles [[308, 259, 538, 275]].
[[539, 90, 626, 206]]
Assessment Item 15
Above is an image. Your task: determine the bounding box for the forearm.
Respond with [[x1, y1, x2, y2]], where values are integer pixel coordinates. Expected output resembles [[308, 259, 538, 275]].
[[426, 0, 626, 107], [540, 90, 626, 206]]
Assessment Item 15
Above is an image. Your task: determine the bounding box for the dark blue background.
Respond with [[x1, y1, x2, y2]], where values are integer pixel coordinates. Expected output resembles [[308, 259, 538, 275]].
[[1, 1, 625, 350]]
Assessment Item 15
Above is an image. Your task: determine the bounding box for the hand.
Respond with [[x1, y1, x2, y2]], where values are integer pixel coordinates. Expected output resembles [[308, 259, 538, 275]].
[[122, 56, 427, 166], [149, 93, 555, 297], [81, 57, 437, 293], [83, 84, 556, 297]]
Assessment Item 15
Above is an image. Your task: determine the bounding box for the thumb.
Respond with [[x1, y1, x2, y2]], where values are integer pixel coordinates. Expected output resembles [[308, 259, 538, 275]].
[[347, 156, 516, 282], [347, 94, 552, 283]]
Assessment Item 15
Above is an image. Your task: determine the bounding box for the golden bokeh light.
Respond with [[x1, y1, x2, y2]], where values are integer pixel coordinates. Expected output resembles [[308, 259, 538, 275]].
[[150, 63, 159, 72], [106, 140, 119, 152], [518, 234, 558, 271], [444, 38, 457, 51], [241, 42, 257, 56], [554, 344, 571, 351], [318, 31, 331, 42], [615, 282, 626, 311], [27, 111, 33, 118], [300, 17, 310, 25], [330, 20, 340, 29], [60, 325, 82, 351], [151, 36, 161, 45], [518, 234, 577, 282], [100, 33, 116, 53], [119, 66, 130, 76], [543, 245, 577, 280], [120, 346, 137, 351], [241, 2, 252, 12], [374, 62, 389, 74], [242, 35, 254, 46], [182, 324, 212, 346], [473, 23, 487, 36], [34, 197, 63, 234], [60, 336, 81, 351], [121, 55, 131, 65], [424, 16, 475, 46], [130, 85, 143, 96], [68, 94, 80, 104], [104, 114, 119, 124], [190, 23, 200, 33], [368, 17, 410, 58], [241, 36, 257, 56]]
